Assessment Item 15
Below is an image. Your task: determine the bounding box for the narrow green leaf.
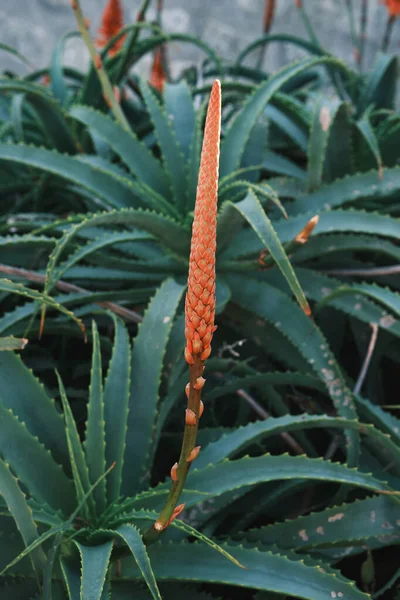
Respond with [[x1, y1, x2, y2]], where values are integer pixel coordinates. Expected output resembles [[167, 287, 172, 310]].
[[121, 279, 185, 496], [140, 79, 187, 211], [226, 275, 360, 466], [0, 351, 69, 471], [307, 98, 335, 192], [0, 336, 28, 351], [114, 524, 162, 600], [0, 458, 46, 573], [50, 31, 80, 104], [56, 371, 95, 520], [75, 540, 113, 600], [84, 321, 107, 514], [0, 403, 75, 514], [0, 79, 76, 152], [164, 80, 196, 161], [220, 56, 350, 177], [358, 53, 398, 115], [119, 540, 370, 599], [69, 105, 169, 197], [195, 414, 400, 471], [227, 190, 311, 315], [104, 315, 131, 504], [356, 108, 383, 176], [244, 495, 400, 549]]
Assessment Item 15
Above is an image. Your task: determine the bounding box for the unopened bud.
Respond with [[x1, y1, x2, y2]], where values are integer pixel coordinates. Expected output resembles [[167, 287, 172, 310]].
[[70, 0, 77, 9], [170, 462, 179, 482], [185, 383, 190, 399], [200, 346, 212, 361], [113, 85, 121, 103], [193, 376, 206, 390], [84, 18, 90, 28], [192, 338, 203, 354], [94, 54, 102, 70], [184, 347, 194, 365], [187, 446, 201, 463], [199, 400, 204, 418], [295, 215, 319, 245], [185, 408, 197, 426]]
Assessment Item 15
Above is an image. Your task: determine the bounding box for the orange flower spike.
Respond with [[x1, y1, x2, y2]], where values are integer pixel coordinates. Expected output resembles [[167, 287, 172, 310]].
[[149, 47, 168, 92], [96, 0, 126, 57], [185, 80, 221, 365], [382, 0, 400, 17]]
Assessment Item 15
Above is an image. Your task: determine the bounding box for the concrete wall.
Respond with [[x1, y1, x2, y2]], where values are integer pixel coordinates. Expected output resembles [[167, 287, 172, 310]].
[[1, 1, 398, 77]]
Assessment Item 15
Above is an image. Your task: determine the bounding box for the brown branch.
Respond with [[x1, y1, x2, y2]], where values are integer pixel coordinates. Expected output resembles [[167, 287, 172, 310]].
[[354, 323, 379, 395], [0, 263, 142, 324]]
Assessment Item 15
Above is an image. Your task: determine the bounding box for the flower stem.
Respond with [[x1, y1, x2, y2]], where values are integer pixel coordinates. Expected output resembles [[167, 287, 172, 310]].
[[143, 354, 204, 544], [70, 0, 130, 131]]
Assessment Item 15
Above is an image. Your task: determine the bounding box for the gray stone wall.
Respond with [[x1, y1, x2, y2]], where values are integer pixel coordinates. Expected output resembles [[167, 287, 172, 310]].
[[1, 1, 398, 77]]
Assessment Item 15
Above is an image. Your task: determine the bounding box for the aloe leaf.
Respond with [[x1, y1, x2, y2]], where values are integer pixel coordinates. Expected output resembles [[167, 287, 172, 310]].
[[69, 105, 169, 197], [237, 33, 328, 64], [244, 494, 400, 549], [275, 210, 400, 244], [0, 336, 27, 351], [61, 558, 81, 599], [121, 279, 185, 496], [164, 80, 196, 161], [195, 414, 400, 471], [0, 458, 46, 573], [292, 234, 400, 264], [114, 524, 162, 600], [139, 79, 187, 211], [0, 278, 84, 336], [358, 53, 398, 115], [226, 190, 311, 315], [220, 56, 350, 178], [290, 168, 400, 216], [317, 283, 400, 321], [0, 351, 69, 471], [307, 98, 336, 192], [0, 79, 76, 152], [356, 108, 383, 176], [119, 540, 370, 599], [263, 268, 400, 340], [50, 31, 80, 104], [84, 322, 107, 514], [56, 371, 95, 520], [226, 275, 360, 466], [323, 103, 354, 182], [0, 144, 138, 209], [104, 315, 131, 503], [0, 403, 75, 514], [75, 540, 113, 600], [263, 150, 307, 180]]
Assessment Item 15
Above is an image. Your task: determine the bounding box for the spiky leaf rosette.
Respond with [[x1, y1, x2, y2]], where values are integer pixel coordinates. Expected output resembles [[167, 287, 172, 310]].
[[185, 79, 221, 364]]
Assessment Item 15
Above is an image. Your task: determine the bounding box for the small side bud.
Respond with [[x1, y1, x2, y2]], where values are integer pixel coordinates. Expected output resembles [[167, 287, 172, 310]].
[[193, 376, 206, 390], [164, 503, 185, 528], [185, 408, 197, 426], [200, 346, 212, 361], [70, 0, 78, 9], [185, 383, 190, 399], [187, 445, 201, 463], [84, 17, 90, 28], [94, 54, 102, 70], [103, 93, 113, 108], [184, 347, 194, 365], [113, 85, 121, 103], [170, 462, 179, 482], [295, 215, 319, 245], [199, 400, 204, 418]]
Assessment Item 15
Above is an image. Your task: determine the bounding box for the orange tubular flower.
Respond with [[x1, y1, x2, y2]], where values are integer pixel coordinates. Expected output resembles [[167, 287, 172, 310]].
[[96, 0, 126, 57], [149, 47, 168, 92], [382, 0, 400, 16], [185, 80, 221, 365]]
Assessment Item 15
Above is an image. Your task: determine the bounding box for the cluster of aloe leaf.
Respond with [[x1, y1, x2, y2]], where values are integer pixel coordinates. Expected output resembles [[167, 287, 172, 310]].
[[1, 2, 400, 599]]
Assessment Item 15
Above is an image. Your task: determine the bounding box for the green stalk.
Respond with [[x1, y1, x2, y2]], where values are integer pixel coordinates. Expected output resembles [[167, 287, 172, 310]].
[[70, 0, 130, 131], [344, 0, 360, 65], [143, 354, 204, 544]]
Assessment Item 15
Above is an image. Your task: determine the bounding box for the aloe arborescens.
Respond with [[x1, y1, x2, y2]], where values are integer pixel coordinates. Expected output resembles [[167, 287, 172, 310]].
[[146, 79, 221, 540]]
